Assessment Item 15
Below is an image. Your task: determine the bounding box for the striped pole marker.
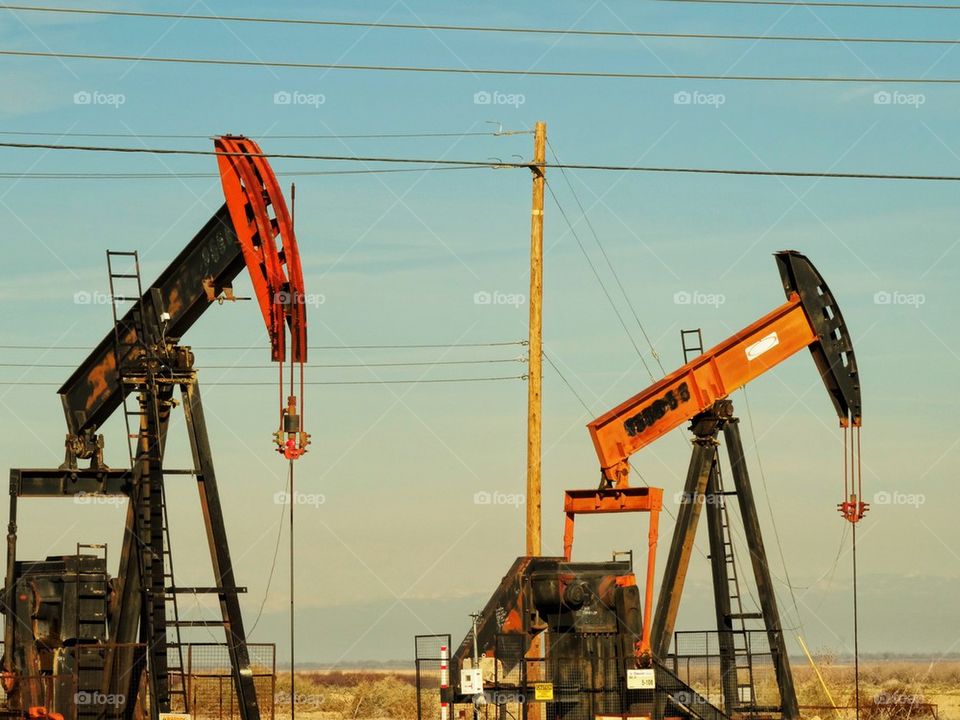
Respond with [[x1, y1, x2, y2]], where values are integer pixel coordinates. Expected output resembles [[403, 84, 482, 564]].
[[439, 645, 449, 720], [439, 645, 449, 689]]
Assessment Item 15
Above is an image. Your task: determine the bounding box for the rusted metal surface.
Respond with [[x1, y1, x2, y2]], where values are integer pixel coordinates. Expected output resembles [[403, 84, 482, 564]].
[[214, 136, 306, 365], [587, 250, 861, 487], [57, 205, 243, 439]]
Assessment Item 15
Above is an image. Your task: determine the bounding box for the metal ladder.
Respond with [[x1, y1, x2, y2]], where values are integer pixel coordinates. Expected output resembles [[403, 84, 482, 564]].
[[714, 464, 760, 711], [681, 328, 704, 363], [73, 543, 110, 720], [106, 250, 147, 468], [107, 250, 188, 714], [161, 482, 189, 713]]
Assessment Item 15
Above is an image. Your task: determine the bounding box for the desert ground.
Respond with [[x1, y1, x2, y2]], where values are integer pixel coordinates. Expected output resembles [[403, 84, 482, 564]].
[[259, 661, 960, 720]]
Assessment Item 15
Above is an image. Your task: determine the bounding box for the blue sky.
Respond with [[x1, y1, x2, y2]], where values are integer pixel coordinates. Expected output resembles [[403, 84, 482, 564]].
[[0, 1, 958, 664]]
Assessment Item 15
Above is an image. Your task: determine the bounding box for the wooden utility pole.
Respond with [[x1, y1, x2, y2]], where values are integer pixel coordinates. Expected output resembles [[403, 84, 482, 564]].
[[526, 121, 546, 557]]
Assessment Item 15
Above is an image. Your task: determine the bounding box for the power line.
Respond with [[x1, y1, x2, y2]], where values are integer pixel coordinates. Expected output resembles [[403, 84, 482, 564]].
[[0, 341, 524, 351], [4, 49, 960, 84], [0, 358, 524, 369], [542, 349, 708, 560], [544, 178, 657, 382], [0, 129, 531, 140], [2, 141, 960, 182], [0, 167, 487, 180], [547, 140, 667, 377], [655, 0, 960, 8], [5, 5, 959, 42], [0, 375, 526, 386], [741, 385, 807, 640]]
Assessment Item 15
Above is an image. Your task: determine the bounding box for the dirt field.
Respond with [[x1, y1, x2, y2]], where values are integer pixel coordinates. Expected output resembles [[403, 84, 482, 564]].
[[265, 661, 960, 720], [792, 660, 960, 720]]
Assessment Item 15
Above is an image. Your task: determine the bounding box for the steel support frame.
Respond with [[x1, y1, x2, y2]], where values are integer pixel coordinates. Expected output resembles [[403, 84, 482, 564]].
[[651, 428, 719, 659], [703, 459, 739, 715], [4, 371, 261, 720], [650, 404, 799, 720], [561, 486, 662, 660], [180, 378, 261, 720], [138, 377, 175, 717], [722, 418, 799, 720]]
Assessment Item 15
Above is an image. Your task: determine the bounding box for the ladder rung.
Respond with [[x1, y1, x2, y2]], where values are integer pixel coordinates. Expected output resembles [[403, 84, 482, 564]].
[[727, 613, 763, 620], [168, 620, 224, 627], [110, 273, 140, 279], [166, 586, 247, 594]]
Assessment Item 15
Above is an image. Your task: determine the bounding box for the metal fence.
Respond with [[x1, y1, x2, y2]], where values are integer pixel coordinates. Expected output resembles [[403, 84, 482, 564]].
[[186, 643, 276, 720], [0, 642, 143, 720], [415, 634, 450, 720], [0, 641, 275, 720], [415, 633, 729, 720], [666, 630, 782, 712]]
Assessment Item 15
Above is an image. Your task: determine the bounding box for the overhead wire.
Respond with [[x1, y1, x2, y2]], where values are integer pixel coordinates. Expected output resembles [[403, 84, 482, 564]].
[[248, 493, 287, 636], [0, 376, 526, 386], [0, 129, 531, 140], [547, 139, 667, 377], [542, 349, 712, 561], [0, 358, 524, 369], [2, 141, 960, 182], [0, 340, 525, 351], [544, 178, 657, 382], [6, 5, 960, 41], [811, 522, 851, 615], [742, 386, 808, 639], [0, 167, 488, 180], [4, 50, 960, 84], [654, 0, 960, 9]]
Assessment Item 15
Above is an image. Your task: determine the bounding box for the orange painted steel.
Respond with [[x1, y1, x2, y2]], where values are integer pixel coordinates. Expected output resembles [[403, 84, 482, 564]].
[[215, 135, 310, 459], [214, 135, 307, 364], [562, 486, 662, 660], [588, 294, 816, 486]]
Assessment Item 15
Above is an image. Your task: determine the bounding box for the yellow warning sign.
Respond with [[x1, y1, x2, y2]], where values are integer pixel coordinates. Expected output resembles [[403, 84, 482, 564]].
[[533, 683, 554, 701]]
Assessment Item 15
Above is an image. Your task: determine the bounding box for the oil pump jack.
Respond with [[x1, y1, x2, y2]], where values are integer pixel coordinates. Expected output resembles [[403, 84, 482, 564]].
[[435, 251, 863, 720], [2, 136, 309, 720]]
